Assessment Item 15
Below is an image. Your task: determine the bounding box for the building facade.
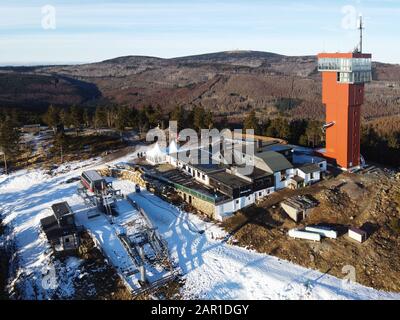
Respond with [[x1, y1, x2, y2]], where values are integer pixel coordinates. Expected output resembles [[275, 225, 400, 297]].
[[146, 139, 327, 220], [318, 52, 372, 170]]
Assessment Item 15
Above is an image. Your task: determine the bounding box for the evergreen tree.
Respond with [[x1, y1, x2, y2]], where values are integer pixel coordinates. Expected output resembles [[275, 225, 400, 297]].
[[115, 106, 131, 136], [193, 106, 205, 131], [52, 132, 69, 163], [70, 105, 83, 136], [59, 108, 72, 128], [243, 111, 260, 135], [43, 105, 60, 132], [94, 106, 107, 129], [0, 120, 20, 174], [204, 110, 214, 130], [83, 109, 92, 128], [170, 106, 186, 131]]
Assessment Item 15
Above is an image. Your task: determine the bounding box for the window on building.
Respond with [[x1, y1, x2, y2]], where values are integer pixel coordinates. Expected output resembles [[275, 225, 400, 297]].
[[236, 199, 239, 204]]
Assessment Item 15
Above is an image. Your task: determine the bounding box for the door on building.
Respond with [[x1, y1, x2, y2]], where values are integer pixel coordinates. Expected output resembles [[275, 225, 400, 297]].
[[297, 212, 304, 222]]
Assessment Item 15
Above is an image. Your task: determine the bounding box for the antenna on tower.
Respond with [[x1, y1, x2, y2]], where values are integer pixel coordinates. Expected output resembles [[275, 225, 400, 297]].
[[358, 14, 364, 53]]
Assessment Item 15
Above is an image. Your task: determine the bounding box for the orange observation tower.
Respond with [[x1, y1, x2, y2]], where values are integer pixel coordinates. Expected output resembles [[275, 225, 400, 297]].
[[317, 17, 372, 170]]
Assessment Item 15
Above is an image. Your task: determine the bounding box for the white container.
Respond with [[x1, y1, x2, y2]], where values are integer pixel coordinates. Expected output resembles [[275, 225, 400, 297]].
[[305, 226, 338, 239], [348, 228, 367, 243], [288, 229, 321, 242]]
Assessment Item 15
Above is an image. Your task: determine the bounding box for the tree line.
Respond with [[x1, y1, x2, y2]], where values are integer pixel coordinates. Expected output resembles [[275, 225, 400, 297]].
[[1, 105, 399, 173], [361, 125, 400, 167], [243, 110, 400, 167], [243, 110, 325, 147], [42, 104, 214, 134], [0, 111, 21, 174]]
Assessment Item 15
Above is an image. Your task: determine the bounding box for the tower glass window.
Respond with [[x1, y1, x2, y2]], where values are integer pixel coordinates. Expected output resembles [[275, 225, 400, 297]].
[[318, 58, 371, 73], [319, 57, 371, 84]]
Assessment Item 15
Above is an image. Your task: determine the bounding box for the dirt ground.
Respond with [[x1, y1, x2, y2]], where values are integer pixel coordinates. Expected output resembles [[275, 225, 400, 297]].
[[61, 232, 133, 300], [222, 170, 400, 292], [14, 133, 129, 172]]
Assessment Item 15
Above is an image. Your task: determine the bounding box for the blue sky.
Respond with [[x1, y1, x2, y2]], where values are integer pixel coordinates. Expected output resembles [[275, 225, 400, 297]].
[[0, 0, 399, 65]]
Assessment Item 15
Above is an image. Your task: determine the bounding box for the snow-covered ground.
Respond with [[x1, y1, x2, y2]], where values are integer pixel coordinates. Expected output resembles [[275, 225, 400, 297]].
[[1, 154, 400, 300]]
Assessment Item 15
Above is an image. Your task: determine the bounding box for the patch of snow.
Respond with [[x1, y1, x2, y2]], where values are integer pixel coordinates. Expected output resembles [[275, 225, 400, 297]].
[[1, 151, 399, 300], [112, 179, 400, 300]]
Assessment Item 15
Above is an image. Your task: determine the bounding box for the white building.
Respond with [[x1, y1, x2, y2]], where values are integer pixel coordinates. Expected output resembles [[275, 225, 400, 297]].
[[145, 138, 327, 220]]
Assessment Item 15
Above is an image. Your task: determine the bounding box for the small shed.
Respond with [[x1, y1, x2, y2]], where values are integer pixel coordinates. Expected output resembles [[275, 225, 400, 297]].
[[21, 124, 41, 134], [41, 202, 80, 253], [348, 227, 368, 243], [280, 195, 318, 222], [81, 170, 106, 194], [287, 175, 305, 190], [297, 163, 321, 185]]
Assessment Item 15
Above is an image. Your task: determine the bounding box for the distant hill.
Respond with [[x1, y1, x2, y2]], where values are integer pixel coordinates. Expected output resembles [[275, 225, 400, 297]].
[[0, 51, 399, 121]]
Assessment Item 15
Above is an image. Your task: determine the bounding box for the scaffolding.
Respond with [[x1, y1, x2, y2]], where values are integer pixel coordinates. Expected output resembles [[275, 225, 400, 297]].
[[77, 173, 179, 297], [78, 180, 124, 219]]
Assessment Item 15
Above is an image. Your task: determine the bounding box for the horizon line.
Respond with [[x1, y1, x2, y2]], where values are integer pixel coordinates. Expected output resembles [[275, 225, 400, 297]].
[[0, 49, 395, 68]]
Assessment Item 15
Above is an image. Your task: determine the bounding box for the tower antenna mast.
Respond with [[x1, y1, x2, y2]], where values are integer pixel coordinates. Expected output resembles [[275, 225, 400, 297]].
[[359, 15, 364, 53]]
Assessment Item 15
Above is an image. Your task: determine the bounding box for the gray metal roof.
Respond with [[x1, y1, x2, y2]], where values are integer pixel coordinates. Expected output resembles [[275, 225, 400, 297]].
[[281, 195, 318, 210], [172, 149, 226, 174], [82, 170, 104, 182], [256, 151, 293, 172], [298, 163, 321, 174], [51, 202, 73, 220], [209, 171, 252, 189]]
